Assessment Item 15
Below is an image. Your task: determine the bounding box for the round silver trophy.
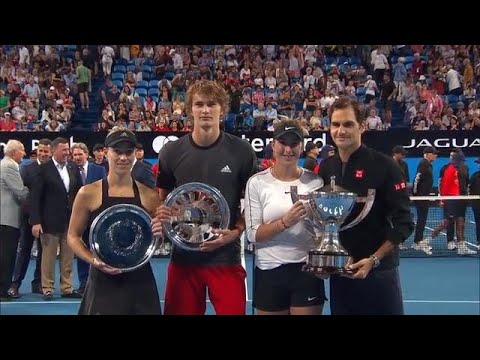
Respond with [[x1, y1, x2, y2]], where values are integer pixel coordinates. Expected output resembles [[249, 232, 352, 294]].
[[291, 176, 375, 276], [89, 204, 158, 272], [163, 182, 231, 251]]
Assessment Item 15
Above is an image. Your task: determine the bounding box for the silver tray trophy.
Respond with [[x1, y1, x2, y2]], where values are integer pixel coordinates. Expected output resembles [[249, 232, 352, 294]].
[[89, 204, 158, 272], [290, 176, 375, 276], [163, 182, 231, 251]]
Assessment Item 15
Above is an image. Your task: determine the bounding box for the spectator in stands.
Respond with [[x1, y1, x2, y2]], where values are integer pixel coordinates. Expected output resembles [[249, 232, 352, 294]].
[[76, 60, 90, 110], [411, 146, 439, 255], [0, 112, 16, 131], [318, 97, 414, 315], [152, 80, 258, 315], [244, 120, 326, 315], [100, 45, 115, 78], [67, 128, 161, 314]]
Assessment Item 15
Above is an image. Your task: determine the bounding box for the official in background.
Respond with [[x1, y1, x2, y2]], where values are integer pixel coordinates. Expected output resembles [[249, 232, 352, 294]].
[[411, 146, 439, 255], [0, 140, 29, 301], [91, 143, 109, 173], [469, 158, 480, 247], [131, 143, 155, 189], [431, 151, 475, 255], [8, 138, 52, 298], [302, 141, 320, 173], [392, 145, 410, 185], [71, 142, 107, 294], [30, 137, 83, 300]]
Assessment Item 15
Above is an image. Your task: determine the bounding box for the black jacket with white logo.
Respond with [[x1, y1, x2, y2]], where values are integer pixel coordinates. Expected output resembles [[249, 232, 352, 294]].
[[319, 145, 414, 269]]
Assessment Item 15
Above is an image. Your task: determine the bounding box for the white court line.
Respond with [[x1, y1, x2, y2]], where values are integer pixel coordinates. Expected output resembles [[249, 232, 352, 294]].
[[425, 226, 446, 235], [2, 299, 479, 305]]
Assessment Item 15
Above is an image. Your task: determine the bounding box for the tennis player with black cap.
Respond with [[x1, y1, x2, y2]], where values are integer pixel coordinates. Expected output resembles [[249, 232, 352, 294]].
[[67, 127, 162, 314], [411, 145, 439, 255], [303, 141, 321, 172], [392, 145, 410, 184], [245, 119, 326, 315]]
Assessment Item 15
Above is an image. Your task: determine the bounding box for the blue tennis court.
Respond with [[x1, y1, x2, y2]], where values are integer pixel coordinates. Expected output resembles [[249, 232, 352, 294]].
[[1, 255, 478, 315]]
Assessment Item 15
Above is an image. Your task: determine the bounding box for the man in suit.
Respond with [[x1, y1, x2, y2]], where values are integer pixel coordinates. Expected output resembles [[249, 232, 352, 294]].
[[8, 138, 52, 298], [71, 142, 106, 293], [30, 137, 83, 300], [131, 143, 155, 189], [0, 140, 29, 301]]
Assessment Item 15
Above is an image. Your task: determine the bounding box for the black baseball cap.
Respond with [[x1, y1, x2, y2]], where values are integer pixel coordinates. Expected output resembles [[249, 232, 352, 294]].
[[305, 141, 321, 153], [392, 145, 407, 155], [104, 129, 137, 151], [423, 146, 439, 154], [93, 143, 105, 152], [273, 123, 304, 143]]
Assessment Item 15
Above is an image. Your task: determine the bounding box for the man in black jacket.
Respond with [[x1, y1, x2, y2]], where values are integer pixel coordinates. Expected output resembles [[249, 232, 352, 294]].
[[319, 97, 414, 315], [30, 137, 83, 300], [392, 145, 410, 184], [131, 159, 155, 189], [411, 146, 439, 255], [302, 141, 320, 172]]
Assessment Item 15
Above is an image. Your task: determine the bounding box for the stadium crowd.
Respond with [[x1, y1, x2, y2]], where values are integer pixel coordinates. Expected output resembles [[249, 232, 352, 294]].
[[1, 45, 480, 133]]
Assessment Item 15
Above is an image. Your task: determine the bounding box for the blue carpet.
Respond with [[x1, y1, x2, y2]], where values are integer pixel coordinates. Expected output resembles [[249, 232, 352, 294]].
[[1, 256, 478, 315]]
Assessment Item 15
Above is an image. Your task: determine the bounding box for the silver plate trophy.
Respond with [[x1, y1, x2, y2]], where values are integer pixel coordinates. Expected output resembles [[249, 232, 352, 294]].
[[290, 176, 375, 276], [163, 182, 231, 251], [89, 204, 158, 272]]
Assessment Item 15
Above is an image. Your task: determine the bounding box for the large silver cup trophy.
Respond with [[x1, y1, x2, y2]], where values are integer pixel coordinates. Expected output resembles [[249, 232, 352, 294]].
[[290, 176, 375, 276], [163, 182, 231, 251]]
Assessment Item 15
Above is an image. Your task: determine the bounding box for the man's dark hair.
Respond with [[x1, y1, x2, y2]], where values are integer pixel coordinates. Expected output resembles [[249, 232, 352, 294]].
[[328, 97, 365, 125], [38, 138, 52, 147], [51, 137, 69, 149]]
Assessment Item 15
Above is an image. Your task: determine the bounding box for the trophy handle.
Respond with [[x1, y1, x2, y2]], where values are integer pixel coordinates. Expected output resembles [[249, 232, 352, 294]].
[[290, 186, 299, 203], [339, 189, 376, 231]]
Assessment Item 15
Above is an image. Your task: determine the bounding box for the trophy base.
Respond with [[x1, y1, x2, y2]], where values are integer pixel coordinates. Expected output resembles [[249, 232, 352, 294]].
[[303, 250, 352, 276], [302, 264, 354, 276]]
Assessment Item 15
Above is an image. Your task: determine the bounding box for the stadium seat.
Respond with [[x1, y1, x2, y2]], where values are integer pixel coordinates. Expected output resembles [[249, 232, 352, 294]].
[[136, 80, 149, 89], [113, 65, 127, 73], [112, 72, 124, 81], [149, 80, 159, 89], [147, 88, 159, 97], [135, 88, 148, 97]]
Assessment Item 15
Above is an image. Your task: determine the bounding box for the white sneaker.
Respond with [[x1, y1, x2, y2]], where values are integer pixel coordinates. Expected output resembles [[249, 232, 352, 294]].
[[412, 240, 432, 255], [457, 242, 477, 255], [447, 241, 457, 250]]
